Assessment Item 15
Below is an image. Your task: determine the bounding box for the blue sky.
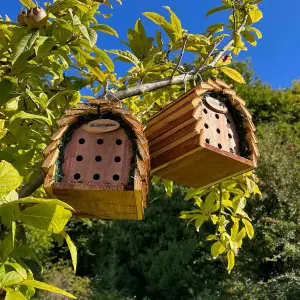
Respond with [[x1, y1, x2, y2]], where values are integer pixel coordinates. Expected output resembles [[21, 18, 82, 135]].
[[1, 0, 299, 89]]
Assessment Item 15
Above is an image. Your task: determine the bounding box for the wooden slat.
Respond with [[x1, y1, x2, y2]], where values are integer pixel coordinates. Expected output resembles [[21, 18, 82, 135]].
[[151, 123, 202, 158], [122, 114, 143, 132], [42, 149, 59, 173], [43, 140, 60, 157], [146, 89, 199, 127], [215, 79, 231, 89], [50, 125, 68, 141], [236, 104, 252, 120], [57, 116, 77, 127], [145, 105, 202, 141], [232, 95, 246, 106], [223, 89, 236, 97], [65, 109, 97, 116], [246, 130, 258, 144], [137, 157, 147, 180], [207, 79, 223, 91], [150, 120, 201, 153]]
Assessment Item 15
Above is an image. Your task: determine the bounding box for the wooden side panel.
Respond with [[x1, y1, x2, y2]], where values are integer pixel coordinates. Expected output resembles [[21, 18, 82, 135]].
[[154, 146, 254, 189], [52, 185, 143, 220]]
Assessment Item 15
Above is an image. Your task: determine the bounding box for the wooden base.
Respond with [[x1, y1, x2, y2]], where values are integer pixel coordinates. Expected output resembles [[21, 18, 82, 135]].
[[152, 144, 255, 189], [51, 183, 144, 220]]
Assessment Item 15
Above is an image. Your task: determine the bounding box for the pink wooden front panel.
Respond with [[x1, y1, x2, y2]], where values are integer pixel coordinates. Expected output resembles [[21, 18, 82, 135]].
[[202, 101, 240, 155], [61, 126, 133, 185]]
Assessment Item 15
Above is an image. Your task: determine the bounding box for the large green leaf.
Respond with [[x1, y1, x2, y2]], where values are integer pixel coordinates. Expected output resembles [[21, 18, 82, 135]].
[[206, 5, 229, 17], [1, 271, 23, 287], [5, 289, 26, 300], [53, 20, 73, 44], [242, 218, 254, 239], [19, 204, 72, 234], [0, 161, 22, 199], [163, 179, 173, 197], [61, 232, 77, 273], [10, 111, 52, 126], [19, 280, 77, 299], [0, 79, 14, 106], [220, 67, 246, 84], [249, 9, 263, 23], [163, 6, 182, 40], [78, 24, 97, 47], [50, 0, 89, 13], [0, 234, 14, 263], [107, 50, 140, 67], [227, 250, 235, 273], [211, 241, 226, 258], [92, 24, 118, 37], [5, 262, 27, 280], [95, 49, 114, 72]]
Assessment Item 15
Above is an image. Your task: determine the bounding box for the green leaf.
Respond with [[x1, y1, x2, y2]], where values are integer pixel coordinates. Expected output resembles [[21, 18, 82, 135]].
[[92, 24, 118, 37], [5, 262, 27, 280], [50, 0, 89, 13], [78, 24, 97, 47], [0, 79, 14, 106], [163, 6, 182, 39], [156, 31, 163, 50], [61, 232, 77, 273], [69, 91, 81, 107], [11, 246, 42, 269], [248, 27, 262, 39], [242, 31, 257, 46], [19, 0, 36, 7], [19, 204, 72, 234], [0, 120, 7, 140], [19, 280, 77, 299], [95, 49, 114, 72], [0, 234, 14, 263], [195, 215, 207, 232], [206, 234, 218, 241], [5, 289, 27, 300], [249, 9, 263, 23], [184, 189, 207, 201], [0, 161, 22, 199], [2, 271, 23, 287], [242, 218, 254, 239], [220, 67, 246, 84], [203, 190, 217, 215], [206, 5, 229, 17], [227, 250, 235, 273], [163, 179, 173, 197], [211, 241, 226, 258], [107, 50, 140, 67], [36, 37, 55, 58], [53, 20, 73, 44], [10, 111, 52, 126]]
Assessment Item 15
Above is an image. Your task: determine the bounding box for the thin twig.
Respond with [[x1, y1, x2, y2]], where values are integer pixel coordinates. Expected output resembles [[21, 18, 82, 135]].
[[171, 33, 188, 79], [217, 183, 223, 233]]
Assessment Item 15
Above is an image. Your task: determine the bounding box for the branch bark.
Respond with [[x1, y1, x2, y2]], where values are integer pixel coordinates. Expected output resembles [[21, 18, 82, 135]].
[[18, 170, 45, 199]]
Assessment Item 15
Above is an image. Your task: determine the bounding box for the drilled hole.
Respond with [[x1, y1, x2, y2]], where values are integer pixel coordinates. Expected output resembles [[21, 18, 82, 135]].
[[74, 173, 81, 180], [95, 156, 102, 162], [205, 138, 210, 144], [230, 148, 234, 153], [97, 139, 104, 145], [216, 128, 221, 134], [227, 119, 231, 124], [93, 174, 100, 180], [218, 144, 222, 149], [76, 155, 83, 162], [228, 133, 233, 139], [215, 114, 219, 119], [114, 156, 121, 163], [79, 138, 85, 144], [116, 139, 122, 145], [113, 174, 120, 181], [203, 108, 208, 114], [204, 123, 209, 129]]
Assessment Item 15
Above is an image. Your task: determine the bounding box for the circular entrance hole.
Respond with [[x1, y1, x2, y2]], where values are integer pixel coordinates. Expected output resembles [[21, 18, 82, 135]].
[[113, 174, 120, 181]]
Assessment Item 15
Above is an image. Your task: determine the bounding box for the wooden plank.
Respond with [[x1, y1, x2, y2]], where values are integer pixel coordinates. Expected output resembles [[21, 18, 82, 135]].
[[154, 145, 254, 189], [246, 130, 258, 144], [248, 139, 259, 157], [151, 135, 202, 170], [65, 109, 97, 116], [151, 126, 202, 158], [236, 104, 252, 120], [50, 125, 68, 141], [145, 103, 202, 140], [136, 157, 147, 180], [122, 114, 143, 132], [112, 108, 133, 115], [232, 95, 246, 106], [223, 89, 236, 98], [146, 90, 199, 127], [215, 79, 231, 89], [57, 116, 78, 127], [43, 140, 60, 157], [149, 120, 201, 153], [207, 79, 223, 91], [149, 117, 198, 147], [42, 149, 59, 173]]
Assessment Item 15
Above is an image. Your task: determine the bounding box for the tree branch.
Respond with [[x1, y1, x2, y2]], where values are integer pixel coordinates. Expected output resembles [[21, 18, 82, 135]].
[[171, 34, 188, 79], [19, 170, 45, 199]]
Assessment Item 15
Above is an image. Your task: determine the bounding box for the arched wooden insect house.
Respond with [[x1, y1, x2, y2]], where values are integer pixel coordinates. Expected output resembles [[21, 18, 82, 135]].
[[43, 100, 150, 220], [145, 79, 258, 189]]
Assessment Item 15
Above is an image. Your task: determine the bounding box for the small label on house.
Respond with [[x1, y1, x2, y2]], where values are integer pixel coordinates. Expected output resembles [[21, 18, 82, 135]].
[[82, 119, 120, 133]]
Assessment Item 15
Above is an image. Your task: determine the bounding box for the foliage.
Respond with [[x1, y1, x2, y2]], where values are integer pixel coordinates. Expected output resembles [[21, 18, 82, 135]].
[[0, 0, 267, 298]]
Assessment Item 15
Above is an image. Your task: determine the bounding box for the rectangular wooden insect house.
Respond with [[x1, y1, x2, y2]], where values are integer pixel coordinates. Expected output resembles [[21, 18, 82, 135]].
[[43, 100, 150, 220], [145, 79, 258, 189]]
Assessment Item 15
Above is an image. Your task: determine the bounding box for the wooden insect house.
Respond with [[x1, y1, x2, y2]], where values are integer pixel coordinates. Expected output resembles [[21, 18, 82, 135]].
[[43, 100, 150, 220], [145, 79, 258, 189]]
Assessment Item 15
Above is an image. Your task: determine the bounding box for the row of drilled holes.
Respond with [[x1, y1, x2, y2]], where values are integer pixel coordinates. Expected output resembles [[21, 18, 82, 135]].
[[79, 138, 123, 145], [76, 155, 121, 163], [203, 108, 231, 124], [74, 173, 120, 181]]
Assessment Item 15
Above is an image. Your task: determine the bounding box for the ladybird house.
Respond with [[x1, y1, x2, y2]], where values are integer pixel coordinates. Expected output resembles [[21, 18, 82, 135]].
[[43, 100, 150, 220], [145, 79, 258, 189]]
